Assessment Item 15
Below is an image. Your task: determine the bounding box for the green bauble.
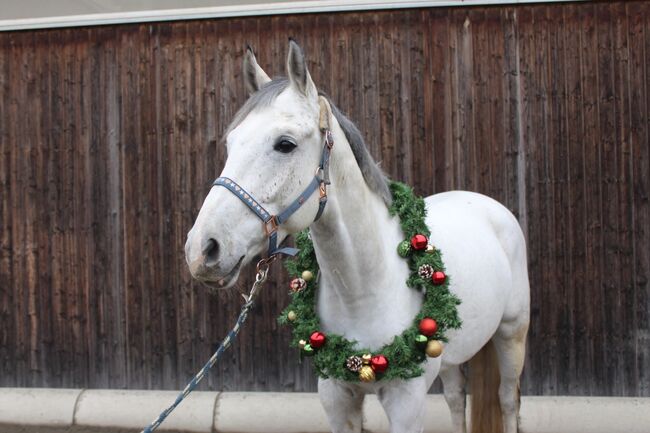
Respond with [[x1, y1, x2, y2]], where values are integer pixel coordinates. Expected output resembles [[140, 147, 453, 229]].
[[397, 240, 411, 258], [302, 344, 315, 357], [415, 334, 429, 349]]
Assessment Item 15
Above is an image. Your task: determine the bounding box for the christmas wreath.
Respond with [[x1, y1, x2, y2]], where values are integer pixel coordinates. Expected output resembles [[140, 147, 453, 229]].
[[279, 181, 462, 382]]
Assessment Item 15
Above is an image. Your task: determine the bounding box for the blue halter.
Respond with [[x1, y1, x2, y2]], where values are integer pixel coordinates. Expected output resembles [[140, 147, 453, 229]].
[[213, 129, 333, 257]]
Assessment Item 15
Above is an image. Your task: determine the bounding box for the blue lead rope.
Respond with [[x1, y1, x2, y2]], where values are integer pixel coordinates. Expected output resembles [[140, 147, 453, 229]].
[[140, 261, 272, 433]]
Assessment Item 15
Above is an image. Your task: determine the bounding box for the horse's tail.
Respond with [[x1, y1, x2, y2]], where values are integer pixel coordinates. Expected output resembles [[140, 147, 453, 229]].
[[469, 339, 504, 433]]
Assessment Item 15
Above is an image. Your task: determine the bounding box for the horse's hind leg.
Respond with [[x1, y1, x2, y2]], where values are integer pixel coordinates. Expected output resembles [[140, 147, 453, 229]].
[[318, 378, 364, 433], [439, 364, 467, 433], [493, 320, 528, 433]]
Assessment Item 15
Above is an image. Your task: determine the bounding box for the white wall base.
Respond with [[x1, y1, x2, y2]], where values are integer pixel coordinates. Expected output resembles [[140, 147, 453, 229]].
[[1, 388, 649, 433]]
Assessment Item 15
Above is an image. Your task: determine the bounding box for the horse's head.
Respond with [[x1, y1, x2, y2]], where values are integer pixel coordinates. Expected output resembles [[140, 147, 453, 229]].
[[185, 40, 329, 290]]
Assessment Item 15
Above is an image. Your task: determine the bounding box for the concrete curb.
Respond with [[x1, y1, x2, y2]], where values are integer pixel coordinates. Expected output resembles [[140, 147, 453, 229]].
[[1, 388, 649, 433]]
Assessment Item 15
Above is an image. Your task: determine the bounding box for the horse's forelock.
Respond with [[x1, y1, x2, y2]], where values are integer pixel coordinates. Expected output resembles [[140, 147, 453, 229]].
[[224, 78, 391, 206]]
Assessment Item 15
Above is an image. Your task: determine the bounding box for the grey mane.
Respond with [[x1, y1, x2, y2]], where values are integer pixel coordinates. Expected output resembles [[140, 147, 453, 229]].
[[225, 78, 392, 206]]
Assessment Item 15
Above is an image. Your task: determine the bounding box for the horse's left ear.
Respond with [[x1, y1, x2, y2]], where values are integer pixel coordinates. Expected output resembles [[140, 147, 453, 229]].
[[287, 39, 317, 100]]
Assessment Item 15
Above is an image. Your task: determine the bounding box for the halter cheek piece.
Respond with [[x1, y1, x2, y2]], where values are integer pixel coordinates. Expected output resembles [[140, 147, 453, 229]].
[[213, 129, 334, 258]]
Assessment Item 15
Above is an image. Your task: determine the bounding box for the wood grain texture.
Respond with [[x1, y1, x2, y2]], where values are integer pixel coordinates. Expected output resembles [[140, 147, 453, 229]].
[[1, 1, 649, 396]]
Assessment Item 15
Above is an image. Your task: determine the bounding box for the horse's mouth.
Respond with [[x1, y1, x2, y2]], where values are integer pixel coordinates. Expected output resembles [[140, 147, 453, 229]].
[[199, 255, 245, 291]]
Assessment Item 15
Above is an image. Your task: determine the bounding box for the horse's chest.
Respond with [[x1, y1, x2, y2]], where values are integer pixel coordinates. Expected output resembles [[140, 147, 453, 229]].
[[316, 284, 423, 351]]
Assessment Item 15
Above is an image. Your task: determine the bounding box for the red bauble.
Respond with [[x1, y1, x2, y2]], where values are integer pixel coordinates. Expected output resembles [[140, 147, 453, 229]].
[[410, 234, 428, 250], [432, 271, 446, 285], [370, 355, 389, 373], [419, 318, 438, 336], [309, 331, 327, 349]]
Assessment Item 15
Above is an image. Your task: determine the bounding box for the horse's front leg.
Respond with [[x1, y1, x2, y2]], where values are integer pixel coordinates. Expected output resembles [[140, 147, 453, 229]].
[[376, 376, 429, 433], [318, 378, 365, 433]]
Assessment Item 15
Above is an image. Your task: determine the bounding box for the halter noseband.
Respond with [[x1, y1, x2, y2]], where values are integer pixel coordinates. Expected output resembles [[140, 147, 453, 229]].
[[213, 129, 334, 258]]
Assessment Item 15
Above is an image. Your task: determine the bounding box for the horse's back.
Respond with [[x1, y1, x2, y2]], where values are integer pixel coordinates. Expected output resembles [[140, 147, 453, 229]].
[[423, 190, 530, 365]]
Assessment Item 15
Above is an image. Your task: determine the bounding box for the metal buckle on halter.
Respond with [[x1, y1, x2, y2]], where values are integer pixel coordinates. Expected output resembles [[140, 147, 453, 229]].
[[319, 181, 327, 199], [263, 216, 278, 236], [315, 166, 330, 184]]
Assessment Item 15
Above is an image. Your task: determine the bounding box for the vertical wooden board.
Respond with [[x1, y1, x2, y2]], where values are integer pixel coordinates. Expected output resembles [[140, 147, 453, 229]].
[[512, 5, 538, 395], [364, 13, 382, 166], [38, 28, 56, 388], [521, 4, 559, 396], [596, 1, 620, 396], [529, 4, 554, 394], [7, 33, 25, 387], [0, 31, 15, 386], [543, 3, 567, 394], [78, 30, 93, 387], [66, 30, 88, 387], [107, 26, 128, 389], [611, 1, 637, 396], [483, 8, 507, 204], [409, 10, 429, 194], [501, 8, 526, 230], [86, 26, 110, 389], [44, 29, 64, 388], [169, 22, 191, 385], [453, 8, 476, 191], [377, 12, 398, 179], [578, 1, 604, 396], [562, 2, 587, 395], [155, 22, 179, 389], [118, 25, 145, 389], [426, 8, 453, 193], [20, 31, 36, 386], [32, 29, 52, 388], [60, 30, 77, 387], [470, 8, 493, 198], [394, 11, 414, 184], [623, 3, 649, 395], [136, 23, 156, 389], [630, 0, 650, 397]]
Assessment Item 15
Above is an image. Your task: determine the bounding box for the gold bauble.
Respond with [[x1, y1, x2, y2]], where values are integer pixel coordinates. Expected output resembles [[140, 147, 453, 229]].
[[287, 311, 297, 322], [425, 340, 444, 358], [361, 353, 372, 365], [301, 270, 314, 281], [298, 339, 307, 349], [358, 365, 376, 382], [425, 244, 435, 254]]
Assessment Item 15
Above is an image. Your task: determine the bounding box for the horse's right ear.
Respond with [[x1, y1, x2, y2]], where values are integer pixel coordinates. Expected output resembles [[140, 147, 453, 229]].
[[243, 46, 271, 95]]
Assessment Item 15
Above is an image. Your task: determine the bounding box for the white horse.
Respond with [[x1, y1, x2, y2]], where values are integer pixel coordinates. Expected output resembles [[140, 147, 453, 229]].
[[185, 41, 530, 433]]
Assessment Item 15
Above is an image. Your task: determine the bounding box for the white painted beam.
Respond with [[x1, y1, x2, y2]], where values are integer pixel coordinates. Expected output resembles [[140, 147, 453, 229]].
[[1, 388, 649, 433], [0, 0, 588, 32]]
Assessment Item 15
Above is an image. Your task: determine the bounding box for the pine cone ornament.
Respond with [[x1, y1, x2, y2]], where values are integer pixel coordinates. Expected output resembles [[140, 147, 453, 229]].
[[289, 278, 307, 293], [346, 355, 363, 373], [418, 264, 434, 279]]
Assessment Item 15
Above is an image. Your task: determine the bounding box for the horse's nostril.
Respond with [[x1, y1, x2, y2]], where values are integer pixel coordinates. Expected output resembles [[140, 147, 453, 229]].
[[202, 238, 220, 266]]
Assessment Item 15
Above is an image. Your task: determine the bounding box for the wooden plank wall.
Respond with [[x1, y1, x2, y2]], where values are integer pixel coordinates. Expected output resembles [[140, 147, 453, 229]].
[[1, 1, 648, 396]]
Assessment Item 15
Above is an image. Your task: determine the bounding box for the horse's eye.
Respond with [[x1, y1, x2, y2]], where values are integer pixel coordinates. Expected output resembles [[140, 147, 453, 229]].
[[274, 139, 297, 154]]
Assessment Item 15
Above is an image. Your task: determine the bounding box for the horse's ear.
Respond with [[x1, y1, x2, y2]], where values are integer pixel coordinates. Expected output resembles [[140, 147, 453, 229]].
[[243, 45, 271, 95], [287, 39, 317, 100]]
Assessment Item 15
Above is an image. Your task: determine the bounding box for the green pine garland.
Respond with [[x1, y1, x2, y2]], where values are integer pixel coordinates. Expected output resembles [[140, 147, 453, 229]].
[[278, 181, 462, 382]]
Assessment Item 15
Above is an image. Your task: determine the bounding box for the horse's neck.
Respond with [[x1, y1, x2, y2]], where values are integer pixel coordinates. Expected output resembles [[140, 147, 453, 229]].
[[309, 126, 421, 349]]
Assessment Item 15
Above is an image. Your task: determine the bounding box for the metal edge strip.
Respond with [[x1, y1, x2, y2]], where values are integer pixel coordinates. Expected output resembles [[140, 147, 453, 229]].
[[0, 0, 587, 32]]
